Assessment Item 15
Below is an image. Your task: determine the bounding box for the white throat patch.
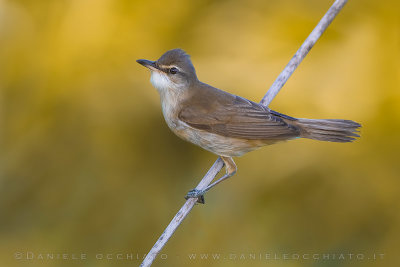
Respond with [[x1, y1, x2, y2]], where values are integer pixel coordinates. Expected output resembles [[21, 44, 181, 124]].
[[150, 71, 173, 92]]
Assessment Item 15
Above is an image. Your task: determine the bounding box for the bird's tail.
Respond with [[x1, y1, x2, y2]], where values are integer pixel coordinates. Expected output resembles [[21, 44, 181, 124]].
[[294, 118, 361, 142]]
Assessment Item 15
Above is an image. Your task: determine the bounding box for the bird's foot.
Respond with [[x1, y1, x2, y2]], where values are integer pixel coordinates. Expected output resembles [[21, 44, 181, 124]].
[[185, 189, 205, 204]]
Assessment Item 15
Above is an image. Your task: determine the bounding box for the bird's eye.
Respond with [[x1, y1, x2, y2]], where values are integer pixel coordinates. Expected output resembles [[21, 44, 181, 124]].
[[169, 67, 178, 74]]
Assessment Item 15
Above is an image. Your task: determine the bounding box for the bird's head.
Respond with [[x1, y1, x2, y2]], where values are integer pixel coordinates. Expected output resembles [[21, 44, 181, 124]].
[[137, 49, 198, 93]]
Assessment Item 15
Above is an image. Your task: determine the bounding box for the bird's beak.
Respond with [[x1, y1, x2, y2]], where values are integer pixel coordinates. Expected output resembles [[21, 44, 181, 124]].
[[136, 59, 158, 71]]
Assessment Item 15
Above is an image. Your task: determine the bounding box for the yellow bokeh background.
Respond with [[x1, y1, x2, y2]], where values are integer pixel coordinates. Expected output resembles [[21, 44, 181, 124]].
[[0, 0, 399, 266]]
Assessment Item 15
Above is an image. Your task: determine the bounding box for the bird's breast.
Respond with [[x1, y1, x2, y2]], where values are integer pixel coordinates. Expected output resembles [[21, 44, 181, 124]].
[[159, 89, 185, 131]]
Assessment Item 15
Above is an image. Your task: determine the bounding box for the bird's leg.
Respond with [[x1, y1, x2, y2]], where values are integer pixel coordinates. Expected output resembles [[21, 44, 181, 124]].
[[185, 157, 237, 204], [203, 157, 237, 193]]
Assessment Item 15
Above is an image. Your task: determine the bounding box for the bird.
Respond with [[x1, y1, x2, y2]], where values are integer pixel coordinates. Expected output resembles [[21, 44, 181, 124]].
[[137, 48, 361, 203]]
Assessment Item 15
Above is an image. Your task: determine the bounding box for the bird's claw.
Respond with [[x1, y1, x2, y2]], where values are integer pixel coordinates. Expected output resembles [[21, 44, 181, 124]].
[[185, 189, 205, 204]]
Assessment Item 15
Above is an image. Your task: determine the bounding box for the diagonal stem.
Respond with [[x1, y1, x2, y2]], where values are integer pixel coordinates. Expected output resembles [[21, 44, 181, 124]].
[[260, 0, 349, 107], [140, 1, 348, 266], [139, 158, 224, 267]]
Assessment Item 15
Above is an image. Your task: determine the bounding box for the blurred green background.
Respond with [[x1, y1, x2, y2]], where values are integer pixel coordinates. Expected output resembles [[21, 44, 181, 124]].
[[0, 0, 399, 266]]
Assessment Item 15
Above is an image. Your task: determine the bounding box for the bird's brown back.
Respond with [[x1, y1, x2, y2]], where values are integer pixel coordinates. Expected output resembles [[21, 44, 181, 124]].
[[178, 82, 300, 141]]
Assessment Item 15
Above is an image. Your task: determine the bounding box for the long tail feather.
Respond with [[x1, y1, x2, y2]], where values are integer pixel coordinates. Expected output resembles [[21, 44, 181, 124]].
[[295, 118, 361, 142]]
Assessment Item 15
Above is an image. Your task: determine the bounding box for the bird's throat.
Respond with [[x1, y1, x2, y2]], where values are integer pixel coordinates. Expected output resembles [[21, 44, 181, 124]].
[[150, 71, 173, 93]]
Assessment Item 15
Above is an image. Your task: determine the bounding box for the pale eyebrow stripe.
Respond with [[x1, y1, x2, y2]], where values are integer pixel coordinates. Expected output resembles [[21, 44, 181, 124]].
[[158, 65, 181, 71]]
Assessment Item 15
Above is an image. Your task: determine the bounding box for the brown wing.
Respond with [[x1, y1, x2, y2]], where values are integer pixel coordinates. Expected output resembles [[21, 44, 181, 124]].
[[178, 83, 300, 140]]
